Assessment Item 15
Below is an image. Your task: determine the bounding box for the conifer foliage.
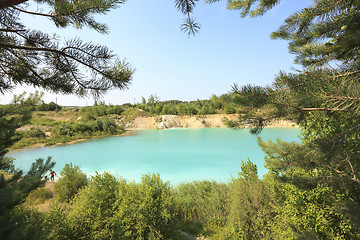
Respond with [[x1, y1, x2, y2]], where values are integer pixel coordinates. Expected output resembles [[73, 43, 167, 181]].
[[216, 0, 360, 234], [0, 92, 55, 239], [0, 0, 134, 98], [175, 0, 360, 236]]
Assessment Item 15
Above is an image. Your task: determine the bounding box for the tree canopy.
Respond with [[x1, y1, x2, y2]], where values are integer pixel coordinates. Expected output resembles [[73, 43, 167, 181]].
[[1, 0, 360, 238], [212, 0, 360, 232], [0, 0, 134, 98]]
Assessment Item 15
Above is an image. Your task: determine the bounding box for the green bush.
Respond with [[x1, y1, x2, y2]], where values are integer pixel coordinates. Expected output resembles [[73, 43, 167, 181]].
[[224, 105, 236, 114], [37, 102, 62, 111], [173, 180, 228, 235], [21, 127, 46, 138], [50, 172, 176, 239], [54, 163, 87, 203]]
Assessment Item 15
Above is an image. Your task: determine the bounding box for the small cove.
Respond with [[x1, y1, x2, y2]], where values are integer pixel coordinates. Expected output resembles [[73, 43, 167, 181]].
[[9, 127, 300, 185]]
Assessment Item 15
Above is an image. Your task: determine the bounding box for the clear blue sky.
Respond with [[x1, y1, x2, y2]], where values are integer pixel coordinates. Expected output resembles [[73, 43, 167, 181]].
[[1, 0, 312, 106]]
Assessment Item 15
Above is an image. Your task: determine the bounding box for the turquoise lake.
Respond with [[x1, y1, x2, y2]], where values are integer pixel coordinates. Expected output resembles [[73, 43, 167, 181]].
[[9, 128, 300, 185]]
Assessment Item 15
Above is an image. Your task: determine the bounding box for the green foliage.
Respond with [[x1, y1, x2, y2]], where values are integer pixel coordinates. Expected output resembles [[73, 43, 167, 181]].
[[174, 180, 228, 235], [62, 172, 121, 239], [115, 173, 174, 239], [46, 172, 175, 240], [20, 127, 46, 138], [0, 0, 134, 97], [0, 96, 33, 157], [30, 117, 58, 127], [54, 163, 88, 203], [8, 208, 46, 240], [127, 93, 240, 116], [220, 160, 276, 239], [52, 117, 123, 137], [0, 156, 15, 173], [37, 102, 62, 111], [271, 180, 356, 239], [0, 157, 55, 239]]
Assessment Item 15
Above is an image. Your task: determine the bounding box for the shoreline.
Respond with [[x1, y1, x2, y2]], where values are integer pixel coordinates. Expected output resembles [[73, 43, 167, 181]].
[[8, 130, 139, 153], [9, 114, 297, 151]]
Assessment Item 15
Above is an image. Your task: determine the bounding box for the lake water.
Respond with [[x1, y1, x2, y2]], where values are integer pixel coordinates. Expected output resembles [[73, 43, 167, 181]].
[[9, 128, 300, 185]]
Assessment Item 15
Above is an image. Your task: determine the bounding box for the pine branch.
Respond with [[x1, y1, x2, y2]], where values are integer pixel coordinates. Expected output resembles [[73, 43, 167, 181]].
[[345, 155, 357, 180], [6, 48, 49, 87], [0, 42, 110, 80], [320, 0, 344, 15], [300, 107, 349, 112], [324, 164, 360, 184], [0, 28, 25, 32], [12, 6, 57, 17], [325, 95, 360, 101], [270, 82, 304, 95], [62, 56, 88, 89], [0, 0, 28, 9], [334, 70, 360, 78]]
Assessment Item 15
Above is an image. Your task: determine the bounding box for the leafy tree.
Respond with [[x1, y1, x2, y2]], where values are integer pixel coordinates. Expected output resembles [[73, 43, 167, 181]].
[[0, 0, 134, 98], [224, 160, 275, 239], [61, 172, 121, 239], [37, 102, 62, 111], [174, 180, 228, 233], [147, 94, 160, 107], [46, 172, 175, 240], [54, 162, 87, 203]]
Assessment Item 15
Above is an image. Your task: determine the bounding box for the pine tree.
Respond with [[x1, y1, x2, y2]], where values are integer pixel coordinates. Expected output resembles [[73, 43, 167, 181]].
[[217, 0, 360, 188], [178, 0, 360, 235], [0, 92, 55, 239], [0, 0, 133, 98]]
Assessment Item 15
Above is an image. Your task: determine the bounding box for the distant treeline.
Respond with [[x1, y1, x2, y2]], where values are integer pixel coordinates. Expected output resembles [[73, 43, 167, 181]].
[[36, 102, 62, 111], [11, 94, 241, 149], [80, 94, 239, 117]]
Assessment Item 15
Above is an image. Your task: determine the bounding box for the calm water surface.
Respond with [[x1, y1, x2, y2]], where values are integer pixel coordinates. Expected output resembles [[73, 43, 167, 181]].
[[9, 128, 300, 185]]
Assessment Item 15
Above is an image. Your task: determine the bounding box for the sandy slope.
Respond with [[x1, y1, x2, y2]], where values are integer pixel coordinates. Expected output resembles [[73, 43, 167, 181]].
[[125, 114, 296, 130]]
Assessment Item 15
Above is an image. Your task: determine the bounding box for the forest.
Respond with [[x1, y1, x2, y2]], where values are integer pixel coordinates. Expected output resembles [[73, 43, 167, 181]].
[[7, 92, 240, 149], [1, 0, 360, 239]]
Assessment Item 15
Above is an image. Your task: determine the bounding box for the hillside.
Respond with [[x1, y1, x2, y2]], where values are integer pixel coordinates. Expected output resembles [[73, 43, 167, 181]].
[[124, 114, 296, 129]]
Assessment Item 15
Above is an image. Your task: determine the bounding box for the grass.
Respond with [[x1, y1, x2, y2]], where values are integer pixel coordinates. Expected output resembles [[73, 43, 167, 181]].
[[11, 107, 129, 149], [23, 182, 59, 212], [121, 108, 151, 124]]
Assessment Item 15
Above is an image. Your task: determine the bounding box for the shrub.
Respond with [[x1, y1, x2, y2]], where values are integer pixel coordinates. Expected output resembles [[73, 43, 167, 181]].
[[37, 102, 62, 111], [21, 127, 46, 138], [57, 172, 175, 239], [54, 163, 87, 202], [224, 105, 236, 114], [174, 181, 229, 231]]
